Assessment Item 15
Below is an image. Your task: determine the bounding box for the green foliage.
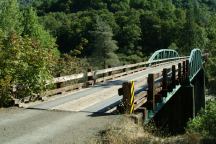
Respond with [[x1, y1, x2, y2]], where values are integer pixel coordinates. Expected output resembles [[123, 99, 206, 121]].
[[89, 17, 119, 69], [115, 10, 142, 57], [22, 7, 59, 56], [0, 0, 59, 106], [34, 0, 215, 64], [0, 75, 13, 107], [187, 100, 216, 138], [0, 33, 56, 100], [54, 54, 89, 76], [0, 0, 23, 35]]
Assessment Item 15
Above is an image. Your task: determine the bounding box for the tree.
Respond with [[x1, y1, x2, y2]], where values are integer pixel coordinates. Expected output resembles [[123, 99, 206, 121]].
[[0, 0, 23, 35], [22, 7, 58, 54], [90, 17, 119, 68], [0, 33, 57, 106], [115, 10, 142, 57], [179, 1, 208, 53], [187, 101, 216, 138], [0, 1, 59, 106]]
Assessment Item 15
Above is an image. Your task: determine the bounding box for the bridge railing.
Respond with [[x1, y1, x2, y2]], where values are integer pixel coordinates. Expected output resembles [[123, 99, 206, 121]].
[[43, 56, 186, 98], [117, 51, 208, 122], [118, 59, 190, 122], [148, 49, 179, 64], [189, 49, 209, 80]]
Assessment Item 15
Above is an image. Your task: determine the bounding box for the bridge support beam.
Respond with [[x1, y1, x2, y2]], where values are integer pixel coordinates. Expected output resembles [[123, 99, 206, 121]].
[[192, 69, 205, 115], [153, 84, 195, 134], [181, 84, 195, 125]]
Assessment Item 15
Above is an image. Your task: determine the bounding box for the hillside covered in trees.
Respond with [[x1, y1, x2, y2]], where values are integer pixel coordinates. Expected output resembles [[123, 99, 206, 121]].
[[1, 0, 216, 105]]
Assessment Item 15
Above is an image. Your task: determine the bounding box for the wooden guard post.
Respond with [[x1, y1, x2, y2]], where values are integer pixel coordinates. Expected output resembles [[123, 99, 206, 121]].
[[87, 68, 94, 86], [183, 61, 186, 82], [162, 68, 168, 97], [171, 65, 176, 89], [178, 63, 182, 84], [119, 81, 135, 114], [185, 60, 190, 84], [108, 65, 112, 76], [56, 73, 63, 89], [147, 74, 156, 111]]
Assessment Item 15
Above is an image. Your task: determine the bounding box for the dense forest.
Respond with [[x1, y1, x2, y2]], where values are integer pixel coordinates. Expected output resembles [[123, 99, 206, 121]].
[[1, 0, 216, 105]]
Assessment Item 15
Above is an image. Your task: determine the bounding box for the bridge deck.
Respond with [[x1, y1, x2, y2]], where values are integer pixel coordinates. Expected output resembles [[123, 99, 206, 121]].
[[28, 59, 186, 113]]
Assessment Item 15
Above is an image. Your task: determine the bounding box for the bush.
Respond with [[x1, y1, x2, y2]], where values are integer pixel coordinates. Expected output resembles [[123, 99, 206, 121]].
[[187, 100, 216, 139], [54, 54, 89, 76], [0, 76, 13, 107], [0, 32, 57, 106]]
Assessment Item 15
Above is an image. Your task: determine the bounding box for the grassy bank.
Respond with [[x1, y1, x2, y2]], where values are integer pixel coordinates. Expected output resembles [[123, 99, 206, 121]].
[[93, 100, 216, 144]]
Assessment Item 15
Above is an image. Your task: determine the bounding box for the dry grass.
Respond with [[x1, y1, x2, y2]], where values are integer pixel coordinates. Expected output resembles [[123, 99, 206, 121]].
[[91, 116, 202, 144]]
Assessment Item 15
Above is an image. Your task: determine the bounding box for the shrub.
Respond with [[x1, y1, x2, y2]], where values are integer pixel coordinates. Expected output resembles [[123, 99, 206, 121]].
[[0, 32, 57, 106], [187, 100, 216, 139]]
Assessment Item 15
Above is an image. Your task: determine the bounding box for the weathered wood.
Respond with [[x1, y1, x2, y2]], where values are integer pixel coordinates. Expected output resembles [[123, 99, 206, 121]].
[[43, 83, 85, 96], [162, 68, 168, 97], [48, 56, 187, 85], [56, 73, 63, 88], [178, 63, 182, 84], [95, 62, 147, 75], [107, 65, 112, 77], [51, 73, 85, 84], [95, 72, 127, 83], [183, 61, 186, 82], [134, 91, 148, 103], [154, 82, 162, 88], [155, 87, 163, 93], [44, 56, 188, 98], [122, 82, 133, 114], [91, 56, 186, 77], [134, 98, 147, 110], [172, 65, 176, 88], [147, 74, 156, 111], [87, 68, 94, 86], [186, 60, 189, 78]]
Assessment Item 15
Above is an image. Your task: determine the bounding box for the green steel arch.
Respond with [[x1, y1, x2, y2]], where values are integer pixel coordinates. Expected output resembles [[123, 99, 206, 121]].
[[189, 48, 203, 80], [148, 49, 179, 63]]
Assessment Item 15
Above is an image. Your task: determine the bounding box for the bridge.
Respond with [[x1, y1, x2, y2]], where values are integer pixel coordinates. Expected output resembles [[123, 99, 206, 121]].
[[1, 48, 207, 143], [22, 49, 206, 127], [117, 48, 207, 133]]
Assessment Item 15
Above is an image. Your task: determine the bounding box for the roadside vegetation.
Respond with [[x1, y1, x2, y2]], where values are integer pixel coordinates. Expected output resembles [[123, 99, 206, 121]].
[[92, 116, 200, 144], [93, 101, 216, 144], [1, 1, 216, 142], [187, 100, 216, 141]]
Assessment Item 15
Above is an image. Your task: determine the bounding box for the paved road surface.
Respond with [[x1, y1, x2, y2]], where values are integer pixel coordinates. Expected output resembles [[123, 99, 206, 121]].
[[0, 108, 121, 144]]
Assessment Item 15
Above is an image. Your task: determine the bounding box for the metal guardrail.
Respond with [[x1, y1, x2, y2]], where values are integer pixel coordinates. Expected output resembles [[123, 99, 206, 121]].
[[148, 49, 179, 63], [189, 49, 207, 81]]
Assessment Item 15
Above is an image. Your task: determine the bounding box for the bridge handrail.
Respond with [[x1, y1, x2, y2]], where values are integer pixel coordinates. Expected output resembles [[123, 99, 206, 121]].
[[49, 56, 187, 84], [188, 49, 203, 80], [148, 49, 179, 63], [117, 60, 187, 115]]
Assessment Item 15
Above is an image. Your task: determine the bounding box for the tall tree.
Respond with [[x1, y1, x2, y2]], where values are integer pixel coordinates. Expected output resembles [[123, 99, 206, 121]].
[[22, 7, 59, 55], [90, 17, 119, 68], [0, 0, 23, 35], [180, 0, 208, 53]]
